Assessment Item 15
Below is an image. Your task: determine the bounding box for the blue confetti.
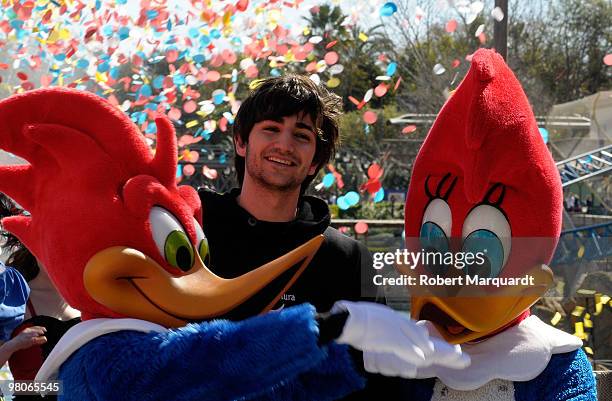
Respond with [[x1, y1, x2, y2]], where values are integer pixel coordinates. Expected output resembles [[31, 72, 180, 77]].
[[538, 127, 549, 144], [118, 26, 130, 40], [76, 59, 89, 69], [200, 35, 211, 47], [337, 196, 350, 210], [97, 61, 110, 73], [152, 75, 165, 89], [345, 191, 360, 206], [173, 74, 185, 86], [139, 84, 153, 97], [322, 173, 335, 188], [380, 2, 397, 17], [145, 123, 157, 134], [102, 25, 113, 37], [374, 188, 385, 203], [188, 27, 200, 38], [109, 66, 121, 79]]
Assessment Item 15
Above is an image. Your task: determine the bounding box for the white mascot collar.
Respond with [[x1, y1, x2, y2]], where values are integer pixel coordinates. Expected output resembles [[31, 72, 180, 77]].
[[415, 315, 582, 391]]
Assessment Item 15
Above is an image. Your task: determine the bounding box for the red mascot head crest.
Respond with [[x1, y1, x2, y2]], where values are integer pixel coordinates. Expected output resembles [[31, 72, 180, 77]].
[[404, 49, 563, 343]]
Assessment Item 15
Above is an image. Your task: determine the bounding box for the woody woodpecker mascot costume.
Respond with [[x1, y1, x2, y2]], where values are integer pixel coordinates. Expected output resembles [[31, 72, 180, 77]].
[[401, 48, 597, 400], [0, 87, 466, 400]]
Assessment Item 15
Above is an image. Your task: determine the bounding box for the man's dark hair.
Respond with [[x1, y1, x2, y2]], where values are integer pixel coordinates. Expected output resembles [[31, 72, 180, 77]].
[[233, 74, 342, 193]]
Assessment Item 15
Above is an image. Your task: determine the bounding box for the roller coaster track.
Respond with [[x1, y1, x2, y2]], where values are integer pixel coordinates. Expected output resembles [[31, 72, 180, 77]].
[[556, 144, 612, 187]]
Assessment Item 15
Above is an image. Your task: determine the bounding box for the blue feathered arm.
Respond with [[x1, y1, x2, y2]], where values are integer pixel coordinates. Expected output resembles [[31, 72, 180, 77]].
[[58, 304, 365, 401], [515, 349, 597, 401]]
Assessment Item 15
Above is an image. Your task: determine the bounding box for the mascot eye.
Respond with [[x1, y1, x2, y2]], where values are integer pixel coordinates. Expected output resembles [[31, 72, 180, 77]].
[[461, 205, 511, 278], [462, 230, 504, 278], [150, 207, 195, 272], [421, 198, 452, 238], [420, 199, 452, 276], [192, 217, 210, 266], [420, 222, 449, 252]]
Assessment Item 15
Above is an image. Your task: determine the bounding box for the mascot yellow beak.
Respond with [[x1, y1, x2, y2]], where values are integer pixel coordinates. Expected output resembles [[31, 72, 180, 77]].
[[84, 235, 324, 327], [410, 264, 553, 344]]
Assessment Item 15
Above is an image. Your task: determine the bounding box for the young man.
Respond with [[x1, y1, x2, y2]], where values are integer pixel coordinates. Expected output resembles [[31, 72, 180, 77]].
[[199, 75, 376, 316], [199, 75, 398, 399]]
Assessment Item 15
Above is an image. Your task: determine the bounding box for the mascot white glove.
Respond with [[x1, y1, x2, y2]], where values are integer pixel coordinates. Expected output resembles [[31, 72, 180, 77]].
[[331, 301, 469, 377]]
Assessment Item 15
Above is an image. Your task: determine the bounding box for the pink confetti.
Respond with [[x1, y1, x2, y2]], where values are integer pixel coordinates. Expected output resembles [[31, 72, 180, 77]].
[[186, 150, 199, 163], [367, 163, 383, 179], [446, 19, 457, 33], [354, 221, 368, 234], [40, 75, 53, 87], [168, 108, 182, 121], [326, 40, 338, 49], [222, 49, 237, 64], [183, 100, 197, 113], [324, 51, 339, 65], [245, 64, 259, 78], [203, 166, 218, 180], [604, 54, 612, 66], [236, 0, 249, 12], [166, 49, 179, 63], [183, 164, 195, 176], [374, 83, 388, 97], [305, 61, 318, 72], [402, 125, 417, 134], [178, 135, 194, 147], [363, 111, 377, 125], [206, 70, 221, 82]]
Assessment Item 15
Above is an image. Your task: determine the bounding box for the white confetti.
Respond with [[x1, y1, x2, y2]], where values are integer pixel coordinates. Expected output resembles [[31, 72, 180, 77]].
[[491, 6, 504, 21], [375, 75, 392, 81], [309, 36, 323, 44], [309, 73, 321, 85], [433, 64, 446, 75], [329, 64, 345, 75], [471, 1, 484, 15], [475, 24, 485, 37], [363, 88, 374, 103], [239, 58, 255, 70]]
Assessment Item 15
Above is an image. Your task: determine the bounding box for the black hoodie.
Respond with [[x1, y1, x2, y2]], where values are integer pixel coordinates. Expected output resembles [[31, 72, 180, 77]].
[[199, 188, 410, 401], [199, 188, 375, 314]]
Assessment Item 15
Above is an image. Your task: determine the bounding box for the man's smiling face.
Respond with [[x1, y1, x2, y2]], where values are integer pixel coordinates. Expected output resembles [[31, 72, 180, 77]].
[[236, 112, 318, 192]]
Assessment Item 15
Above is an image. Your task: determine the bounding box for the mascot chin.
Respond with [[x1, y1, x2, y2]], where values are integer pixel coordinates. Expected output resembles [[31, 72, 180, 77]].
[[400, 48, 597, 401]]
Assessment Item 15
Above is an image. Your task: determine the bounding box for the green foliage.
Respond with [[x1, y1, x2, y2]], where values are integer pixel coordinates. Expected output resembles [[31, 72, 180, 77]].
[[507, 0, 612, 113], [303, 4, 394, 111], [336, 201, 404, 220]]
